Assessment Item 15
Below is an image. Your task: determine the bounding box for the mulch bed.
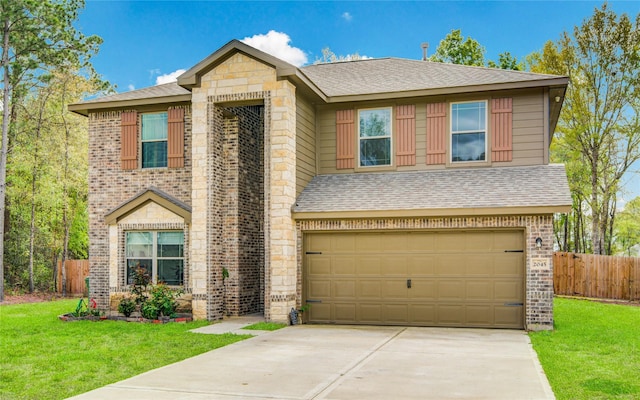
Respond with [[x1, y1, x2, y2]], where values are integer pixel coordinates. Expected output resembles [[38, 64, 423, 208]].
[[1, 292, 75, 305], [58, 313, 193, 323]]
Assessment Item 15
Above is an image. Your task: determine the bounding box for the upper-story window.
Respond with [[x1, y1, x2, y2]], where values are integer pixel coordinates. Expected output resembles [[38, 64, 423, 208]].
[[359, 108, 392, 167], [450, 101, 487, 163], [126, 231, 184, 286], [141, 112, 168, 168]]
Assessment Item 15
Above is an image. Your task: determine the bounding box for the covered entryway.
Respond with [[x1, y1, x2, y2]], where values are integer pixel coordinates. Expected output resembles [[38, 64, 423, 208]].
[[304, 230, 525, 328]]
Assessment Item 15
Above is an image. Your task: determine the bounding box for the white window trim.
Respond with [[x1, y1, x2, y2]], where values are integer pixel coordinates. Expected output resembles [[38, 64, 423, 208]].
[[449, 100, 488, 164], [140, 111, 168, 169], [357, 107, 393, 168], [125, 230, 184, 286]]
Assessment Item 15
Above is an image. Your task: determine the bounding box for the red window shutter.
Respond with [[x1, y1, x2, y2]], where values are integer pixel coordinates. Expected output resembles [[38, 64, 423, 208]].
[[167, 108, 185, 168], [426, 103, 446, 165], [120, 111, 138, 170], [396, 105, 416, 166], [491, 98, 513, 162], [336, 109, 355, 169]]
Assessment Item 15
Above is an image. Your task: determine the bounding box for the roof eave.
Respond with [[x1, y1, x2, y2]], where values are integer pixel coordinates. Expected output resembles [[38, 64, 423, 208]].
[[292, 204, 572, 220], [322, 77, 570, 103], [68, 94, 192, 116]]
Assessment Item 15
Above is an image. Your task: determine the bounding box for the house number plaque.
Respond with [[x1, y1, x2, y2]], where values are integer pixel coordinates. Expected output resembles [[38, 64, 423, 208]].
[[531, 258, 549, 270]]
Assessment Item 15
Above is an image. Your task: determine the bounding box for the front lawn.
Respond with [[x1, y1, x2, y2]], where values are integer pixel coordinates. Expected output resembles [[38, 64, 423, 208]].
[[0, 299, 250, 400], [530, 297, 640, 400]]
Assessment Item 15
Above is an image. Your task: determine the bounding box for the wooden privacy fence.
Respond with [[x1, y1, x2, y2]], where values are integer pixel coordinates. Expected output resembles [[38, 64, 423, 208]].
[[56, 260, 89, 295], [554, 252, 640, 301]]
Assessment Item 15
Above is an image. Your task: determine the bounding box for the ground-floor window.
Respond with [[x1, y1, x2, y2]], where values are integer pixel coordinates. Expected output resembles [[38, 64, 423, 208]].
[[125, 231, 184, 285]]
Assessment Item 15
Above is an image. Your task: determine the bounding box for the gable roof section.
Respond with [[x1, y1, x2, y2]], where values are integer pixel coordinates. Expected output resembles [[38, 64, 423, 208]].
[[68, 40, 568, 118], [68, 82, 191, 116], [300, 58, 568, 101], [105, 186, 192, 224], [292, 164, 572, 219]]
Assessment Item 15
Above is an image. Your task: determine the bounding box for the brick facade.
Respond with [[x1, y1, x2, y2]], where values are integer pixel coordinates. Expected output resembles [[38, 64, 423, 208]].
[[88, 106, 192, 310]]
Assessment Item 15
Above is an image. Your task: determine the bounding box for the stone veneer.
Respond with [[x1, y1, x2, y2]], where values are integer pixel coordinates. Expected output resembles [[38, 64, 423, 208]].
[[296, 215, 555, 331], [190, 52, 297, 322], [88, 106, 192, 311]]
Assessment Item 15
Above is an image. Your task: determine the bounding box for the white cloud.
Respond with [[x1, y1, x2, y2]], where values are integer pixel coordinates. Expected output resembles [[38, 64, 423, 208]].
[[241, 30, 307, 66], [342, 12, 353, 22], [155, 69, 187, 85], [127, 84, 135, 91]]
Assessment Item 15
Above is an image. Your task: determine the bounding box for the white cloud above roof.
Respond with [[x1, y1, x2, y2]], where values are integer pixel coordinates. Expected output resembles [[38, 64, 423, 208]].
[[342, 12, 353, 22], [156, 69, 187, 85], [241, 30, 308, 67]]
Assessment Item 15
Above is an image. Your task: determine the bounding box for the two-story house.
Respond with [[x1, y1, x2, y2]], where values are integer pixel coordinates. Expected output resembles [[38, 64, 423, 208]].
[[69, 40, 571, 331]]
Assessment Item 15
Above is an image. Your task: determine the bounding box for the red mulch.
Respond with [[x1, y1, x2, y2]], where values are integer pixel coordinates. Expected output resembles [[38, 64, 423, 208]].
[[0, 292, 76, 305]]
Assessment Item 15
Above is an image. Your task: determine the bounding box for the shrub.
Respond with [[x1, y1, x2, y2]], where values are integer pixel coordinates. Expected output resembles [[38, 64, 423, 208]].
[[118, 297, 136, 317], [149, 283, 183, 318], [140, 301, 159, 320]]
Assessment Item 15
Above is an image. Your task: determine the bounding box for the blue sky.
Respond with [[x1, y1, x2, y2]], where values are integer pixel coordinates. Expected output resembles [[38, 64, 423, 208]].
[[76, 0, 639, 200]]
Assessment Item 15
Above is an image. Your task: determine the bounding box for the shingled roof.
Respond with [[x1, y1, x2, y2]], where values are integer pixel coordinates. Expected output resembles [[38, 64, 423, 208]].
[[292, 164, 572, 218], [300, 58, 566, 99]]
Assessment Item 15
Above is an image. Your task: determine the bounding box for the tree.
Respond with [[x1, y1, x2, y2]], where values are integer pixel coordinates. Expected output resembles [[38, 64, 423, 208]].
[[0, 0, 103, 299], [314, 47, 367, 64], [615, 197, 640, 256], [429, 29, 486, 66], [487, 52, 524, 71], [528, 4, 640, 254]]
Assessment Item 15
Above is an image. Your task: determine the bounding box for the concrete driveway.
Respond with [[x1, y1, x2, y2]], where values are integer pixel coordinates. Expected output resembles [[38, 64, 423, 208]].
[[70, 325, 554, 400]]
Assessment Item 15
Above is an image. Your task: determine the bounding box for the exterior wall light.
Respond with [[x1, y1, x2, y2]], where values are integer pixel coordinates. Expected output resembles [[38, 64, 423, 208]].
[[535, 237, 543, 249]]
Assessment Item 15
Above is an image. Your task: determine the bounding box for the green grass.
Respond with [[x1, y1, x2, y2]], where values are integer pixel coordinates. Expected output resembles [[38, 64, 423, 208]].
[[242, 321, 287, 331], [530, 297, 640, 400], [0, 299, 250, 400]]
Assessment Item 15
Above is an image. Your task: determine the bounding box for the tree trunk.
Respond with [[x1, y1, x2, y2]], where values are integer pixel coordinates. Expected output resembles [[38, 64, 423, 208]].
[[591, 150, 603, 255], [0, 17, 11, 301]]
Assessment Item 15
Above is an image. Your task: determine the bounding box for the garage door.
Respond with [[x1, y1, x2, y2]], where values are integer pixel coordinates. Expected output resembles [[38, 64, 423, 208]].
[[304, 230, 524, 329]]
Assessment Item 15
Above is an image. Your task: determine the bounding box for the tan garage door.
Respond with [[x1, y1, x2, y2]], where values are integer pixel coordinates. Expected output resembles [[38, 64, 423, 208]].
[[304, 230, 524, 329]]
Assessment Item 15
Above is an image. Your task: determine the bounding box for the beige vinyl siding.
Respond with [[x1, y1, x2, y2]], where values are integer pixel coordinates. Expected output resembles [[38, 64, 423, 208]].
[[296, 95, 317, 195], [317, 89, 547, 175], [508, 90, 545, 166]]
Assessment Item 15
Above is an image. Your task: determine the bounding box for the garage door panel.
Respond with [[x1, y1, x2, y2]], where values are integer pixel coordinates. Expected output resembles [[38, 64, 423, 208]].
[[381, 256, 407, 275], [384, 304, 409, 323], [408, 280, 437, 300], [493, 231, 523, 250], [382, 280, 408, 298], [438, 281, 465, 300], [308, 280, 331, 298], [334, 234, 356, 252], [494, 306, 523, 326], [408, 256, 436, 275], [466, 232, 494, 251], [407, 232, 435, 251], [359, 304, 382, 323], [466, 305, 493, 325], [360, 280, 382, 298], [305, 230, 524, 329], [308, 257, 331, 275], [308, 234, 332, 252], [335, 303, 357, 321], [494, 254, 523, 276], [466, 281, 493, 300], [333, 280, 356, 298], [410, 304, 437, 324], [494, 281, 523, 300], [437, 305, 465, 324], [356, 257, 381, 275], [466, 255, 494, 275], [333, 256, 357, 275], [356, 234, 382, 252], [309, 303, 331, 322], [437, 254, 466, 275]]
